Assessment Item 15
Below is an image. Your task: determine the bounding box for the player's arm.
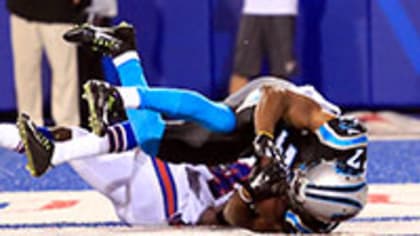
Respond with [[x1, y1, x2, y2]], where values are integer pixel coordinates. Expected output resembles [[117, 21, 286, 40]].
[[222, 189, 286, 232], [253, 85, 335, 160], [196, 193, 280, 230], [254, 84, 334, 136], [221, 157, 288, 232]]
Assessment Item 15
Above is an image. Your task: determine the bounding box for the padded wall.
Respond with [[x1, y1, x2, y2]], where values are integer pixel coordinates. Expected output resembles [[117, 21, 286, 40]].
[[1, 0, 420, 112], [0, 8, 15, 110], [371, 0, 420, 106]]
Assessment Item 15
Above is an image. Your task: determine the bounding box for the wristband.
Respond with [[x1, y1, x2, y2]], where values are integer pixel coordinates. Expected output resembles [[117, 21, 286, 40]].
[[238, 187, 253, 204], [257, 130, 274, 139]]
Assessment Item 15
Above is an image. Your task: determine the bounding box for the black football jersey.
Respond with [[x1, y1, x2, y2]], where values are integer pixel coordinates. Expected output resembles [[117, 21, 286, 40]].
[[157, 77, 365, 171]]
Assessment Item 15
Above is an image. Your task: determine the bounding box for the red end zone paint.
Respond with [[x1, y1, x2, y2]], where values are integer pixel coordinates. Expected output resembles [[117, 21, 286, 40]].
[[39, 200, 79, 210], [357, 113, 388, 123], [368, 194, 390, 204]]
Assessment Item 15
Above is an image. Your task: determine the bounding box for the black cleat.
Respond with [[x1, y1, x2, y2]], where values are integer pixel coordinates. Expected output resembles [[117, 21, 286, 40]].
[[83, 80, 125, 136], [63, 22, 136, 56], [17, 113, 54, 177]]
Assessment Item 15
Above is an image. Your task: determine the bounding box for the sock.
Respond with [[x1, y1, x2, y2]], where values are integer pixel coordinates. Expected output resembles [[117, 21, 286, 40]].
[[51, 132, 110, 166], [113, 51, 148, 87], [116, 87, 141, 108], [106, 121, 137, 153], [113, 50, 165, 156], [137, 87, 237, 132], [0, 124, 24, 153]]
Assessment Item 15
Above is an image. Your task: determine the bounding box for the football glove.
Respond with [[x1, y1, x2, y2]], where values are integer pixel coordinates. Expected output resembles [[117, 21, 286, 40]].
[[242, 158, 289, 202], [253, 132, 282, 160]]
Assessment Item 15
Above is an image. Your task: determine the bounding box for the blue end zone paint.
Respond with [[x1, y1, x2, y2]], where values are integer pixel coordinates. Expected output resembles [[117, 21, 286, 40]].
[[0, 148, 90, 191], [0, 139, 419, 191], [367, 140, 420, 183]]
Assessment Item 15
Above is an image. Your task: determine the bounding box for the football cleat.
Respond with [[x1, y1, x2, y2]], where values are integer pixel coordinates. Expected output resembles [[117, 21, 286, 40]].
[[17, 113, 54, 177], [63, 22, 136, 56], [83, 80, 124, 136]]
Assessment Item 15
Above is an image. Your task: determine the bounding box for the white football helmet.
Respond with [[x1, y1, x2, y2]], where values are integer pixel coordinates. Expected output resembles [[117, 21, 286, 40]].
[[289, 160, 368, 223]]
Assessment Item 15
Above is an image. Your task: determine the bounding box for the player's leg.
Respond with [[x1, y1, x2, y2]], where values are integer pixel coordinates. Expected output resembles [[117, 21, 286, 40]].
[[85, 79, 237, 133], [67, 129, 187, 225], [14, 123, 171, 225], [48, 126, 136, 207], [16, 113, 140, 176], [66, 23, 236, 133], [0, 122, 71, 155], [63, 22, 148, 88], [0, 122, 131, 222], [104, 27, 238, 131], [12, 117, 211, 225], [66, 23, 166, 156], [107, 38, 236, 132], [84, 81, 165, 155], [17, 113, 109, 176], [116, 86, 236, 132], [41, 126, 181, 225], [110, 47, 166, 156]]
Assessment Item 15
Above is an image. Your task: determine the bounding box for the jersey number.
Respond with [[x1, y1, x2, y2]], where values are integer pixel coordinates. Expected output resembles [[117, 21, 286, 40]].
[[345, 149, 365, 170], [276, 130, 298, 167]]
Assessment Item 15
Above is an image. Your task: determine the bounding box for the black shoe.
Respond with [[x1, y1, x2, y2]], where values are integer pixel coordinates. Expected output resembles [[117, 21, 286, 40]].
[[17, 113, 54, 177], [63, 22, 136, 56], [83, 80, 125, 136]]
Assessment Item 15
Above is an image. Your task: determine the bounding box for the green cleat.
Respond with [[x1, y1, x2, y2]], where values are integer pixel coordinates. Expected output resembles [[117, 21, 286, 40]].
[[83, 80, 125, 136], [63, 22, 136, 56]]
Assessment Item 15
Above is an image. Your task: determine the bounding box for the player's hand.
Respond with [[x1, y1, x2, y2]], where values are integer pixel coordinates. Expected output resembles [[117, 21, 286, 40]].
[[253, 132, 282, 160], [244, 159, 289, 202]]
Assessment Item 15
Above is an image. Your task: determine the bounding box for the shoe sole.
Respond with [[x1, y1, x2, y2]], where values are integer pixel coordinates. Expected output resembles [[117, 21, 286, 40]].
[[17, 115, 38, 177], [83, 83, 105, 136]]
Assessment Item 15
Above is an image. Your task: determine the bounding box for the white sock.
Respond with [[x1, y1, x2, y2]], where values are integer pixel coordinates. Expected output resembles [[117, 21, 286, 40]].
[[0, 124, 22, 151], [117, 87, 141, 109], [51, 132, 110, 166], [112, 51, 139, 67]]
